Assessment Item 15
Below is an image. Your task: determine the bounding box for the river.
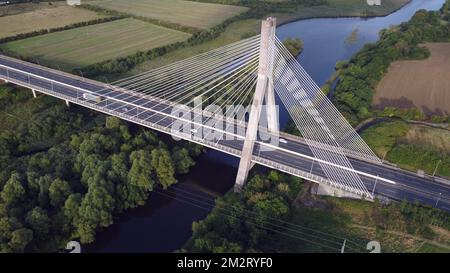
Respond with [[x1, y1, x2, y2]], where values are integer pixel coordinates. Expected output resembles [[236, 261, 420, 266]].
[[84, 0, 446, 253]]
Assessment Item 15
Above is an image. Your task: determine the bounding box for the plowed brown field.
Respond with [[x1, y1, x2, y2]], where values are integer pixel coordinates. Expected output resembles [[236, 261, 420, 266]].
[[374, 43, 450, 115]]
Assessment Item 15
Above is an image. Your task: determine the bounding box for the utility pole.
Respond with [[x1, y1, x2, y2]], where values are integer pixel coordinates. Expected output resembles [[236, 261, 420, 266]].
[[341, 239, 347, 253], [432, 160, 442, 177], [234, 17, 277, 193], [371, 175, 379, 197], [310, 160, 314, 173], [435, 192, 442, 208], [382, 150, 387, 163]]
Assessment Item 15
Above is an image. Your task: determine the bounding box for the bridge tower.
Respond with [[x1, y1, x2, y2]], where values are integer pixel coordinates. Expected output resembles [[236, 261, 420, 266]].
[[234, 17, 278, 192]]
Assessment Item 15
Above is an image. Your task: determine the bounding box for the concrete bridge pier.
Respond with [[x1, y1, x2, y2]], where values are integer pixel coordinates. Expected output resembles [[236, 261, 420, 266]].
[[234, 17, 277, 193], [32, 89, 37, 98], [65, 100, 70, 108]]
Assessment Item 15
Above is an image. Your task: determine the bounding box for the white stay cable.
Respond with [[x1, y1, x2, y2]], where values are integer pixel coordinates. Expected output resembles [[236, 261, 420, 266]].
[[271, 44, 370, 196], [112, 35, 261, 86], [274, 37, 380, 163]]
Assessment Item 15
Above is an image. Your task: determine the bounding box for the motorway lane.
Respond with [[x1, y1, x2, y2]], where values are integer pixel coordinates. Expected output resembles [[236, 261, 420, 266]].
[[1, 55, 450, 211]]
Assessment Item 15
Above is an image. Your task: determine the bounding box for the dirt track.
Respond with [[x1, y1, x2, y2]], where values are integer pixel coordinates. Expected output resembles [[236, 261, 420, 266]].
[[374, 43, 450, 115]]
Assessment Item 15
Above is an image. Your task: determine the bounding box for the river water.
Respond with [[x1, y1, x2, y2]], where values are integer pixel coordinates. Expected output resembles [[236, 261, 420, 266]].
[[84, 0, 445, 253]]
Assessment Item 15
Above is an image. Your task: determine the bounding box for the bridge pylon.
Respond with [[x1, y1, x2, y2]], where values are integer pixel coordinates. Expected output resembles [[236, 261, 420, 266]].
[[234, 17, 278, 193]]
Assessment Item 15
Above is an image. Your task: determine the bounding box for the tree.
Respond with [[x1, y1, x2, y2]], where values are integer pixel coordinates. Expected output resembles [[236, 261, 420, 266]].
[[127, 150, 155, 207], [172, 147, 195, 174], [282, 38, 304, 57], [129, 150, 154, 191], [63, 193, 82, 223], [76, 181, 114, 244], [37, 175, 52, 208], [0, 217, 21, 249], [49, 179, 72, 208], [1, 173, 25, 206], [105, 116, 122, 130], [151, 148, 177, 188], [8, 228, 33, 252], [25, 207, 50, 239]]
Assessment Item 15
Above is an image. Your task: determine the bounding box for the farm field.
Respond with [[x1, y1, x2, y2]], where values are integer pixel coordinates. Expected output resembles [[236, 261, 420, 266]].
[[87, 0, 248, 29], [374, 43, 450, 115], [124, 18, 261, 77], [0, 5, 108, 39], [0, 18, 191, 70]]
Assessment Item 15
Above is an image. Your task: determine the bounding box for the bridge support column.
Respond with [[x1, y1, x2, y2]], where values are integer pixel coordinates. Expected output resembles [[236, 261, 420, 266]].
[[234, 18, 277, 193], [265, 18, 278, 134], [32, 89, 37, 98], [65, 100, 70, 108], [266, 79, 278, 133]]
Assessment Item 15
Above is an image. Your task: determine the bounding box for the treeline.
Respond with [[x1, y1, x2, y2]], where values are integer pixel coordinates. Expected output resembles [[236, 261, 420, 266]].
[[188, 0, 327, 8], [377, 107, 449, 123], [0, 16, 124, 44], [0, 86, 202, 252], [333, 4, 450, 125]]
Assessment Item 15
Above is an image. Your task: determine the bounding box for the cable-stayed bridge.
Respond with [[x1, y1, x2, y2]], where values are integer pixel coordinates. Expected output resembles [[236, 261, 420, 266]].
[[0, 18, 449, 211]]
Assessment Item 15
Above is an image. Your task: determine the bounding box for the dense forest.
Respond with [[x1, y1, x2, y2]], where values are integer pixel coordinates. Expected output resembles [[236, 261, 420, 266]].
[[333, 2, 450, 125], [0, 85, 202, 252]]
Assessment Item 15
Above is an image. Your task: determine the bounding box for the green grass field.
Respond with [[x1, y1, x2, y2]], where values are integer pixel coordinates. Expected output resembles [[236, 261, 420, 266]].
[[0, 18, 191, 70], [361, 120, 450, 177], [273, 196, 450, 253], [0, 6, 108, 39], [87, 0, 248, 29]]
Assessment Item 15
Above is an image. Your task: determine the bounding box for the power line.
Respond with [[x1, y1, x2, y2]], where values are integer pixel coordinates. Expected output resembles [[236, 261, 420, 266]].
[[153, 186, 367, 252]]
